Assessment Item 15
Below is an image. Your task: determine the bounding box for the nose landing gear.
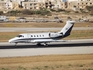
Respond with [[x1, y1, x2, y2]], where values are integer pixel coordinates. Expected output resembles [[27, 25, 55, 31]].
[[15, 42, 18, 47]]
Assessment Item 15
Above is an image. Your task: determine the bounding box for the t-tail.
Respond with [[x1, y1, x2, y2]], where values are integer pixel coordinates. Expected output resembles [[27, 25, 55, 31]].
[[58, 20, 75, 38]]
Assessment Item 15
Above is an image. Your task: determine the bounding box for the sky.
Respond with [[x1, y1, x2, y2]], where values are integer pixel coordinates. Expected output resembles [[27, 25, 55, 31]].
[[68, 0, 78, 1], [63, 0, 67, 2]]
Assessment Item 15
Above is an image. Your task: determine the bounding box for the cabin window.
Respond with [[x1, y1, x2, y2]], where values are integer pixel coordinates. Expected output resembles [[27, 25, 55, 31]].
[[49, 33, 50, 37], [34, 35, 36, 37], [40, 35, 41, 37], [43, 35, 44, 37], [37, 35, 38, 37], [31, 35, 33, 37]]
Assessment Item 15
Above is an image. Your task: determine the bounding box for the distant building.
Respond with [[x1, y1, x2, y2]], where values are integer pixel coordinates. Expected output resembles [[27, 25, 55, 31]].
[[0, 0, 93, 12], [6, 1, 13, 10], [22, 0, 40, 10], [61, 0, 68, 9], [0, 0, 7, 11], [62, 0, 93, 10], [22, 0, 62, 10]]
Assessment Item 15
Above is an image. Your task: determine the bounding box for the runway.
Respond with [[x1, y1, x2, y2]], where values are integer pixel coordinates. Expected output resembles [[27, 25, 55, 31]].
[[0, 39, 93, 57], [0, 27, 93, 32]]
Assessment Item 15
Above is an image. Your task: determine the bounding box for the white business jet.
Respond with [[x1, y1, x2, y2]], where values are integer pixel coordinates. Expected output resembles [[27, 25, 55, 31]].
[[9, 20, 75, 46]]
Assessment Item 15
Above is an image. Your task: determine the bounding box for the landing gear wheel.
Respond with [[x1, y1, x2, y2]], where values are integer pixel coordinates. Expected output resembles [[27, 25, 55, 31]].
[[37, 43, 42, 46], [43, 43, 48, 46], [37, 43, 48, 46]]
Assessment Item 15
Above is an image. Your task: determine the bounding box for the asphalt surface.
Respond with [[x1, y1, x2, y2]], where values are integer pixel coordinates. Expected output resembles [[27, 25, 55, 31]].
[[0, 27, 93, 32], [0, 39, 93, 57]]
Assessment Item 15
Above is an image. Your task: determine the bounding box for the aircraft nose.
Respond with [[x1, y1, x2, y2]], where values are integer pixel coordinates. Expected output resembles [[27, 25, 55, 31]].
[[9, 38, 15, 43], [9, 39, 12, 43]]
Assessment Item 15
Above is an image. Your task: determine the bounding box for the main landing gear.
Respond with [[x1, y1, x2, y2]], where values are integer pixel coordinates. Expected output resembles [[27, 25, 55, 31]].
[[37, 43, 48, 46]]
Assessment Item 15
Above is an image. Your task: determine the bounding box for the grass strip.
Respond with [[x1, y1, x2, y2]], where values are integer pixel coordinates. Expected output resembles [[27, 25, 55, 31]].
[[0, 54, 93, 70], [0, 22, 93, 27]]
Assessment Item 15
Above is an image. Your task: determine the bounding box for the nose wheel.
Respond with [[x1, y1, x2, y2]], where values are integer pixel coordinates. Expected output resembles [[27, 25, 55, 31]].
[[15, 42, 18, 47]]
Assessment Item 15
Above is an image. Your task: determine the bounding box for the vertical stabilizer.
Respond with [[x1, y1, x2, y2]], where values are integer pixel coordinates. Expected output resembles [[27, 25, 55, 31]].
[[59, 20, 75, 37]]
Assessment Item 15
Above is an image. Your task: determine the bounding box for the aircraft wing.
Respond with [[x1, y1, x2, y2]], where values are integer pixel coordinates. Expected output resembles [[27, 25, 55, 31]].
[[31, 39, 67, 43]]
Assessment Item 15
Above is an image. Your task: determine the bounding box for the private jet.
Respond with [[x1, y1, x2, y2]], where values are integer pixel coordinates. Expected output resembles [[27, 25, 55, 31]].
[[9, 20, 75, 46]]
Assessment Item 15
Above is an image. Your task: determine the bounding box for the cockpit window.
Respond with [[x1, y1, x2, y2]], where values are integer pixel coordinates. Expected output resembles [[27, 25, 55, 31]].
[[16, 35, 24, 37]]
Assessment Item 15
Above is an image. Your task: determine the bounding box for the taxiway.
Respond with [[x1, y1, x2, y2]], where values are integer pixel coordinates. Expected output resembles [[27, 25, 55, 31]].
[[0, 27, 93, 32]]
